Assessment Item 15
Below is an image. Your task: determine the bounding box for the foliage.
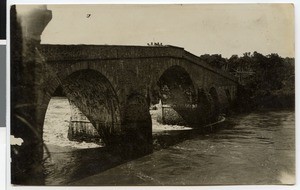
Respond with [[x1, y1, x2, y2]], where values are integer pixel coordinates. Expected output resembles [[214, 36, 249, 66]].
[[200, 52, 295, 109]]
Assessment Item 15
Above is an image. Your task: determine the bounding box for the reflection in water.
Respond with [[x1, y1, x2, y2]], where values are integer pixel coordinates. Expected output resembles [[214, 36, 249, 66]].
[[43, 98, 295, 185]]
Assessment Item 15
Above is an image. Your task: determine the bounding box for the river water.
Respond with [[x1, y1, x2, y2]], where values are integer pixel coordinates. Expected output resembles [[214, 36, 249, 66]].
[[43, 98, 295, 185]]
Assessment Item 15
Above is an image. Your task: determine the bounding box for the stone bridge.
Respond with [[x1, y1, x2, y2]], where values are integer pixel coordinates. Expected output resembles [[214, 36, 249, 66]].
[[39, 44, 238, 145], [10, 6, 238, 184]]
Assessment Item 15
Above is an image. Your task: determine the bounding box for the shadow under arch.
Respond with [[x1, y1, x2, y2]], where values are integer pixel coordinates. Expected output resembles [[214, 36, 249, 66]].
[[157, 65, 198, 126]]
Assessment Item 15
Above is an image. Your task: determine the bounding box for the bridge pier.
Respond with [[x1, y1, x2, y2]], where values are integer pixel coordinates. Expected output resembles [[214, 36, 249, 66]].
[[123, 95, 153, 156], [196, 88, 212, 124]]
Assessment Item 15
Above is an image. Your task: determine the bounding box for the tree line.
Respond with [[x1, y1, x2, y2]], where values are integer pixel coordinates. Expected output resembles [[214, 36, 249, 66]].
[[199, 52, 295, 109]]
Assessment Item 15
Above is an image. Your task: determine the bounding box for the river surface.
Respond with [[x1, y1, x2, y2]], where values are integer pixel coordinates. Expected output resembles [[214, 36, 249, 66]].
[[43, 98, 295, 185]]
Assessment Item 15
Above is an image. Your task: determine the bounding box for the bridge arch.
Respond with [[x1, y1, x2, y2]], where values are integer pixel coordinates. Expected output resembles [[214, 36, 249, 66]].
[[45, 61, 119, 98], [155, 65, 197, 125], [123, 94, 152, 154], [43, 69, 121, 146]]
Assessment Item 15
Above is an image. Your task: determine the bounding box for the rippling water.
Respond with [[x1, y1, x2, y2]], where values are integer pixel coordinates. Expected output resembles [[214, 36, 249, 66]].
[[43, 98, 295, 185]]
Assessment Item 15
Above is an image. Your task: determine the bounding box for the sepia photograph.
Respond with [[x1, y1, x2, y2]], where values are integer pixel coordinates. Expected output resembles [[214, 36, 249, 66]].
[[10, 3, 295, 186]]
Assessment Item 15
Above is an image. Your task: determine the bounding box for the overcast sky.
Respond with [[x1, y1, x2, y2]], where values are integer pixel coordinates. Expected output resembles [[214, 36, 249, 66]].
[[40, 4, 294, 58]]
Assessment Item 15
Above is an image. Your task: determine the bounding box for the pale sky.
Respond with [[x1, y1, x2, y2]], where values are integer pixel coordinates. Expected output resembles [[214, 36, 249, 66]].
[[40, 4, 294, 58]]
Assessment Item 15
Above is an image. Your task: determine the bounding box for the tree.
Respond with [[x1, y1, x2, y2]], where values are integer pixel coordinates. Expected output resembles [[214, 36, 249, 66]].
[[199, 54, 228, 70]]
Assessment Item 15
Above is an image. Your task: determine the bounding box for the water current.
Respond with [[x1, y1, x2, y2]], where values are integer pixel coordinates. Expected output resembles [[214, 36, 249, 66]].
[[43, 98, 295, 185]]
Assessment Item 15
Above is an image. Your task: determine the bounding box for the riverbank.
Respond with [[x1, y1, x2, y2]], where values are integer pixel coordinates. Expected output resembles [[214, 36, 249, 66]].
[[235, 82, 294, 113]]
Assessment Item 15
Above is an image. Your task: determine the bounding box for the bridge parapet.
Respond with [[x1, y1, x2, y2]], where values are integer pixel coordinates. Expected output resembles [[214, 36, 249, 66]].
[[183, 51, 237, 82], [39, 45, 184, 62], [39, 44, 238, 84]]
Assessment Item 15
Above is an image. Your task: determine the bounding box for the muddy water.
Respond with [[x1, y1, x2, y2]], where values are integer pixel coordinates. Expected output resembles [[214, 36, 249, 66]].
[[43, 98, 295, 185]]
